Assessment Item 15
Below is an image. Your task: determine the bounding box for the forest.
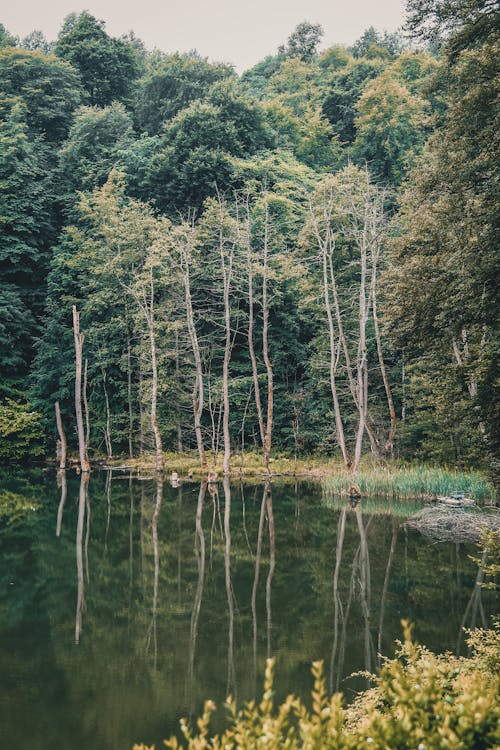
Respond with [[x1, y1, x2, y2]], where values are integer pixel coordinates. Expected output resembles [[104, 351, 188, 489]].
[[0, 0, 498, 478]]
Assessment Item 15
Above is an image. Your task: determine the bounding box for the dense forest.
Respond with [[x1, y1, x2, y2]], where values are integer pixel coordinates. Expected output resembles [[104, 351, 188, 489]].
[[0, 0, 498, 475]]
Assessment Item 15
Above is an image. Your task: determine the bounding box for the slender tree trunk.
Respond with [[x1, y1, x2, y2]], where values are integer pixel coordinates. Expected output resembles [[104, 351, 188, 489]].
[[72, 305, 90, 473], [101, 366, 112, 459], [246, 213, 265, 449], [55, 400, 67, 469], [175, 327, 183, 452], [353, 227, 369, 475], [127, 328, 134, 459], [181, 241, 207, 470], [371, 241, 396, 454], [144, 274, 164, 473], [219, 206, 234, 476], [322, 234, 349, 467], [261, 200, 274, 474], [83, 357, 90, 454]]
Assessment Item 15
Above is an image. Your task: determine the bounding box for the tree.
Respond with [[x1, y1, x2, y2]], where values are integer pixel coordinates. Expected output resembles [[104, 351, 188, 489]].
[[54, 11, 140, 106], [322, 57, 386, 143], [0, 47, 82, 141], [353, 71, 430, 185], [384, 0, 499, 466], [58, 102, 135, 198], [20, 30, 53, 54], [134, 52, 234, 135], [280, 22, 324, 62], [0, 99, 56, 387]]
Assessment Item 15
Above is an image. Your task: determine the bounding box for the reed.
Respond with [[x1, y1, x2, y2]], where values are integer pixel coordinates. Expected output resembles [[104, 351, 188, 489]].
[[322, 464, 495, 501]]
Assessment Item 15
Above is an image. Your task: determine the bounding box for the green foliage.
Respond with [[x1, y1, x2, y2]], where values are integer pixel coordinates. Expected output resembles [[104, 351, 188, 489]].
[[279, 21, 324, 62], [134, 52, 234, 135], [59, 102, 135, 197], [0, 47, 82, 141], [136, 623, 500, 750], [0, 398, 44, 459], [0, 98, 56, 377], [54, 11, 140, 106], [322, 58, 386, 143]]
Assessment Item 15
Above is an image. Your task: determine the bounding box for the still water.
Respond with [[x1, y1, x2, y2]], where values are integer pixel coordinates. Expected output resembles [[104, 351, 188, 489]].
[[0, 468, 496, 749]]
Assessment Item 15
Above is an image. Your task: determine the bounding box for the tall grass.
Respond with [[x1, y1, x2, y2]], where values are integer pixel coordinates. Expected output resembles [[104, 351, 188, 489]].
[[322, 464, 495, 501]]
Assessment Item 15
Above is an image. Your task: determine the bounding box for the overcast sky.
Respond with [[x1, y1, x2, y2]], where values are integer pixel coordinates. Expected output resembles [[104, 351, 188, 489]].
[[2, 0, 407, 72]]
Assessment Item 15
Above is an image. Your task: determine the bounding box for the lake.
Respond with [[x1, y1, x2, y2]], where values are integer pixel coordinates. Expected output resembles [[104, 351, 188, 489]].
[[0, 468, 496, 749]]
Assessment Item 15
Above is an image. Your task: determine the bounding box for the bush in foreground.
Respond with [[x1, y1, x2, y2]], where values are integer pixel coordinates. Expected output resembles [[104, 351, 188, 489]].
[[134, 621, 500, 750]]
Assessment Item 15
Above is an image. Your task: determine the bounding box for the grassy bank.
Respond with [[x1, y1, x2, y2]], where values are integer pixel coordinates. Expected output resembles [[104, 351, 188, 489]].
[[322, 463, 495, 502], [75, 451, 496, 501]]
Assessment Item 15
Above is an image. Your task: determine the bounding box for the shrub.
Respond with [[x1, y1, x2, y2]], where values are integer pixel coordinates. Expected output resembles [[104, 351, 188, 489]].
[[134, 622, 500, 750]]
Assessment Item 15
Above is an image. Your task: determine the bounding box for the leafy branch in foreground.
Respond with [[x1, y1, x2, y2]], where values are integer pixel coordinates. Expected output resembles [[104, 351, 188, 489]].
[[134, 621, 500, 750]]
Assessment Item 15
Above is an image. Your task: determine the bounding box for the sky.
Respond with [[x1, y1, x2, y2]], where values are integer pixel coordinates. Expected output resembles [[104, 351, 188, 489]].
[[2, 0, 407, 72]]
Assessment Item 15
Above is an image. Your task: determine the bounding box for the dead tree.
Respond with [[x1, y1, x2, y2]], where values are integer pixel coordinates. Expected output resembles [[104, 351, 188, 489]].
[[176, 223, 207, 471], [55, 400, 67, 469], [72, 305, 90, 473]]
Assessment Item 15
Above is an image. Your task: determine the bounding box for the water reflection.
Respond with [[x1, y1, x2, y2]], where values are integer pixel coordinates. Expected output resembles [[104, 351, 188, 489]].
[[75, 473, 89, 645], [0, 469, 496, 750]]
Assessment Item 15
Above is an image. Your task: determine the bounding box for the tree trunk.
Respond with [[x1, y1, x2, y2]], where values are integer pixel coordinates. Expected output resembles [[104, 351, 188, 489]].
[[101, 366, 113, 459], [126, 326, 134, 459], [145, 273, 164, 474], [55, 400, 67, 469], [181, 238, 207, 470], [220, 205, 234, 476], [352, 224, 369, 475], [246, 210, 265, 449], [83, 357, 90, 454], [322, 231, 349, 467], [72, 305, 90, 473], [261, 200, 274, 474], [372, 258, 396, 454]]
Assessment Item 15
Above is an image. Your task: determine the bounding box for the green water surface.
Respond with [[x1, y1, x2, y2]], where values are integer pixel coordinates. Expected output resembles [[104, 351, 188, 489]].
[[0, 468, 496, 749]]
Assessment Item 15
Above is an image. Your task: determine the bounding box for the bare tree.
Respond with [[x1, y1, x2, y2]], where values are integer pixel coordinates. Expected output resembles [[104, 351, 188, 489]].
[[72, 305, 90, 473], [175, 222, 207, 471], [54, 400, 67, 469]]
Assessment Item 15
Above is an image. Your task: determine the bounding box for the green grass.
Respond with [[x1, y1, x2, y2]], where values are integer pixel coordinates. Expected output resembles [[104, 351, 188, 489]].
[[322, 464, 495, 501]]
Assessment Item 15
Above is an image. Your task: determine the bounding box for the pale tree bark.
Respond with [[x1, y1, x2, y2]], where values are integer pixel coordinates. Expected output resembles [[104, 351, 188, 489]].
[[245, 202, 265, 449], [100, 365, 113, 459], [141, 269, 164, 473], [72, 305, 90, 473], [371, 234, 396, 454], [83, 358, 90, 454], [178, 226, 207, 470], [261, 199, 274, 474], [174, 327, 183, 452], [309, 200, 350, 467], [126, 318, 134, 459], [352, 211, 370, 475], [218, 201, 235, 476], [55, 400, 67, 469]]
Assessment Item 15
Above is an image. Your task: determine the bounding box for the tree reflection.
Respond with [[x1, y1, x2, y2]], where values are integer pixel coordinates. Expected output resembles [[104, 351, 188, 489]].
[[75, 473, 89, 645], [56, 469, 67, 538], [265, 483, 274, 658], [251, 485, 267, 685], [223, 476, 236, 698], [457, 545, 488, 654], [146, 475, 163, 669], [377, 518, 398, 665], [188, 481, 206, 701]]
